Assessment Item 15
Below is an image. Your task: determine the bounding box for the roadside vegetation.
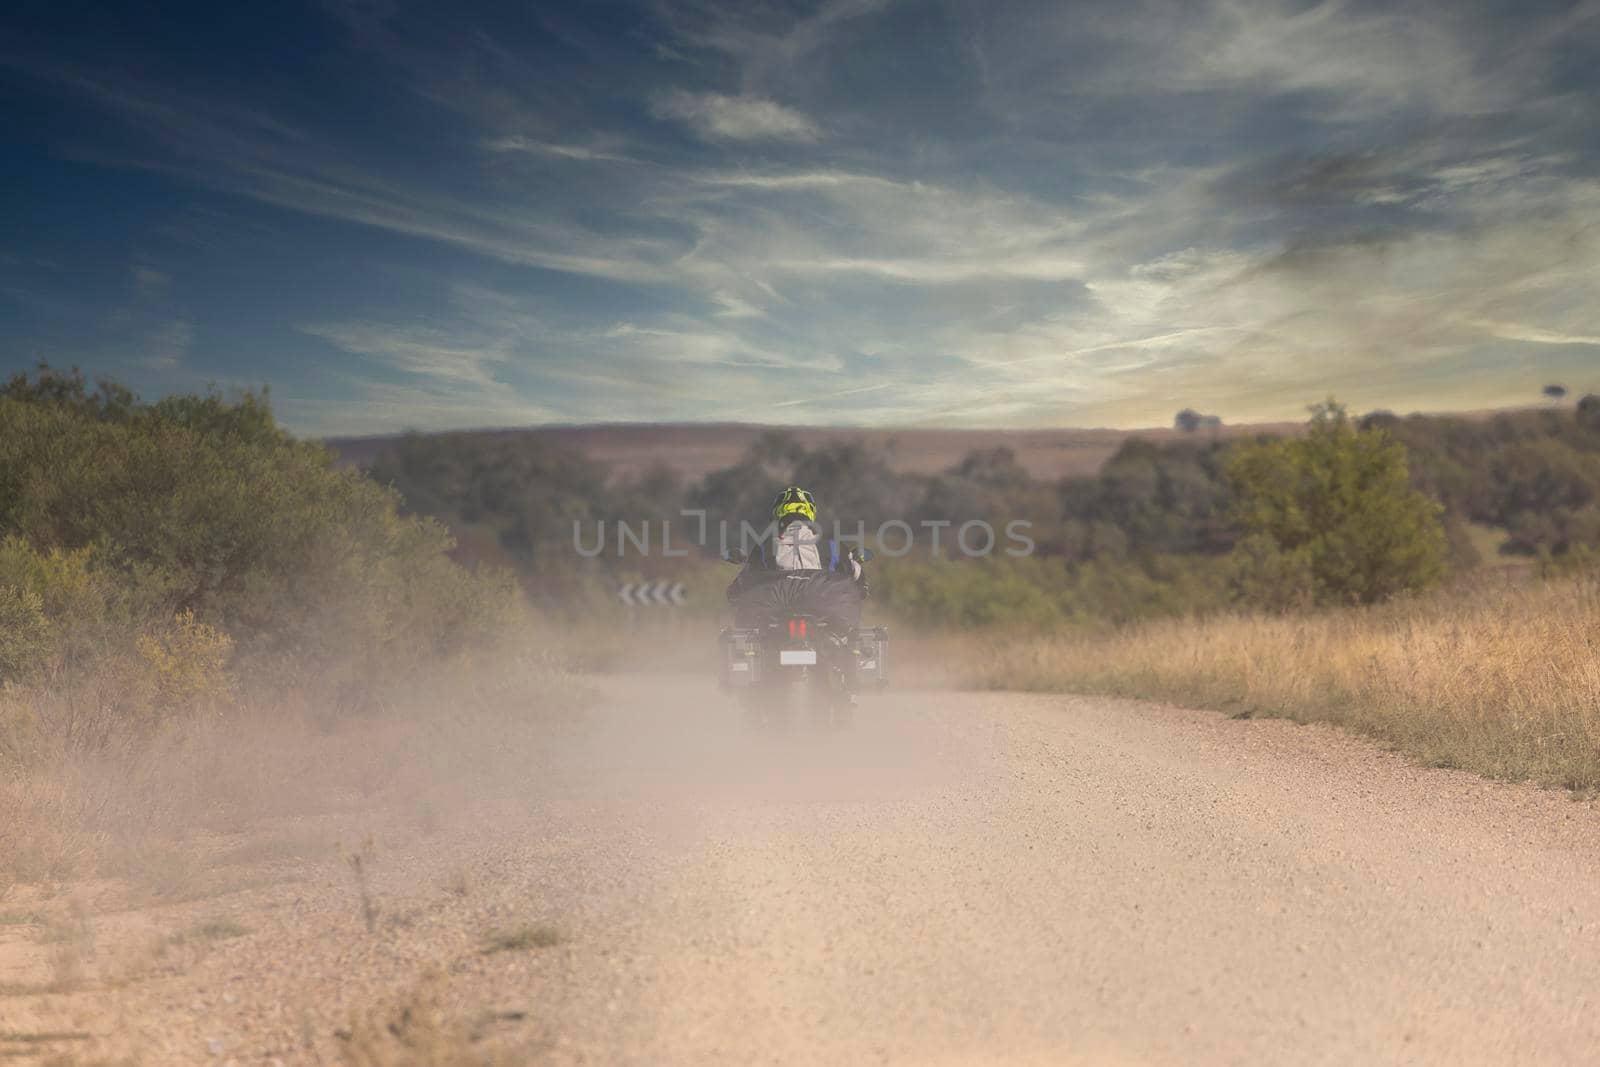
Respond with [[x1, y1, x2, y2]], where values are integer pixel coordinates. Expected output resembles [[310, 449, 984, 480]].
[[924, 403, 1600, 790], [364, 389, 1600, 629], [942, 572, 1600, 790], [0, 367, 593, 1064], [0, 366, 569, 891]]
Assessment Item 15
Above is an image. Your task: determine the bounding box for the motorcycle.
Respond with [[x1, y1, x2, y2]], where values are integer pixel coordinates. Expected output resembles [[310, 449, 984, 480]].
[[717, 549, 888, 731]]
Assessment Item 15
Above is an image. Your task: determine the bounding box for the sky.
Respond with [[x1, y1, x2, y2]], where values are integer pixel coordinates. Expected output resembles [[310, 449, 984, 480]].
[[2, 0, 1598, 436]]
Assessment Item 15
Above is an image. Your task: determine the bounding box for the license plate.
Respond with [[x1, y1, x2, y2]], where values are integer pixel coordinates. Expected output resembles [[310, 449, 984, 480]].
[[779, 649, 817, 666]]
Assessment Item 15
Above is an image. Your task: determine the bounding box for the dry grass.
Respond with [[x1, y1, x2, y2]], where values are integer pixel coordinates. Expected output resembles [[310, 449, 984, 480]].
[[0, 1033, 101, 1067], [165, 918, 250, 946], [25, 900, 96, 993], [0, 772, 105, 885], [0, 1031, 93, 1044], [480, 923, 562, 955], [944, 571, 1600, 790], [102, 839, 205, 901], [25, 1055, 136, 1067], [0, 904, 100, 995], [443, 867, 473, 898], [340, 976, 533, 1067], [342, 836, 381, 934]]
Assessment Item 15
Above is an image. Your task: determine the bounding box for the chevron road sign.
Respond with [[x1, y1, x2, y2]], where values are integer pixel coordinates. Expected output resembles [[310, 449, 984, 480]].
[[618, 581, 688, 607]]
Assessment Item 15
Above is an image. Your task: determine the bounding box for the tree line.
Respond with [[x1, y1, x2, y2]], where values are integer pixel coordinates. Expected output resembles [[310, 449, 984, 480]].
[[365, 396, 1600, 625]]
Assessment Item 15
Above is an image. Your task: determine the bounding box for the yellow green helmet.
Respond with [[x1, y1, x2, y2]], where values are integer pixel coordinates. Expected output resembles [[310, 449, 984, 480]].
[[771, 486, 817, 523]]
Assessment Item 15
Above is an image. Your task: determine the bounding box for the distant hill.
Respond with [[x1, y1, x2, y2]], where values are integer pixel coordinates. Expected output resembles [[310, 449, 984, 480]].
[[325, 420, 1305, 482]]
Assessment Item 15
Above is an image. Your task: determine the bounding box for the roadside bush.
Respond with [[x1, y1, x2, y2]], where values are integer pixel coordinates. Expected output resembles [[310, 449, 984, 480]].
[[873, 553, 1231, 630], [0, 535, 236, 751], [0, 538, 132, 677], [1225, 533, 1315, 612], [0, 584, 49, 683], [0, 367, 524, 751], [133, 610, 234, 729], [1227, 401, 1447, 605], [875, 556, 1068, 630]]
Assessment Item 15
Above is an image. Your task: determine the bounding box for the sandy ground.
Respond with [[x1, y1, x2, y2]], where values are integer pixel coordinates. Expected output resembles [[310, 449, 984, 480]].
[[5, 676, 1600, 1065]]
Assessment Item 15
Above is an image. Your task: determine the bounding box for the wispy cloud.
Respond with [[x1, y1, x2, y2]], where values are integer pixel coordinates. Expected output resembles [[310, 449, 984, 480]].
[[137, 318, 193, 371], [601, 318, 825, 369], [3, 60, 683, 284], [299, 320, 510, 388], [651, 91, 819, 142], [691, 169, 895, 191], [482, 135, 636, 163], [1472, 321, 1600, 348], [292, 307, 556, 434], [658, 0, 892, 97]]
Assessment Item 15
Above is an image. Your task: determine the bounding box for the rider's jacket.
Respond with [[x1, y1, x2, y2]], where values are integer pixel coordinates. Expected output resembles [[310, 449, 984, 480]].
[[726, 517, 859, 601]]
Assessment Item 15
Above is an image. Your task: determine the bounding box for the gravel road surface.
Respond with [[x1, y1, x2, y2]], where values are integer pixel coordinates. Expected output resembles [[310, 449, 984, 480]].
[[533, 677, 1600, 1066], [10, 676, 1600, 1065]]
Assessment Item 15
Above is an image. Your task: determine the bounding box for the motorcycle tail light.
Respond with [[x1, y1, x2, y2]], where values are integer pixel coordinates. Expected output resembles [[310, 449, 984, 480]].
[[788, 618, 808, 639]]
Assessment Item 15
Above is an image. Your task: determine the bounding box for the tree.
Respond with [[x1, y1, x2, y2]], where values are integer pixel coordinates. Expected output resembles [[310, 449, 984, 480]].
[[1544, 384, 1568, 402], [1225, 400, 1447, 605], [0, 367, 519, 674], [1175, 408, 1223, 434], [1579, 394, 1600, 433]]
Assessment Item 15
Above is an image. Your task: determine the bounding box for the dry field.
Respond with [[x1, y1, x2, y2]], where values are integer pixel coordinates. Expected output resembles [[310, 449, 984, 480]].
[[326, 420, 1305, 481], [940, 570, 1600, 792]]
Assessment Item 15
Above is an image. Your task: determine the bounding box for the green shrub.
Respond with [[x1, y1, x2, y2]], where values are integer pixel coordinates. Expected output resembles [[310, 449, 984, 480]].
[[133, 610, 234, 728], [1225, 533, 1315, 612], [875, 556, 1068, 630], [0, 367, 524, 750], [872, 553, 1231, 631], [0, 584, 48, 683], [1227, 401, 1447, 605]]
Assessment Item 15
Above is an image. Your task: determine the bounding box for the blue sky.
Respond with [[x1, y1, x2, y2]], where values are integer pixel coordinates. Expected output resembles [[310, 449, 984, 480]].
[[3, 0, 1598, 435]]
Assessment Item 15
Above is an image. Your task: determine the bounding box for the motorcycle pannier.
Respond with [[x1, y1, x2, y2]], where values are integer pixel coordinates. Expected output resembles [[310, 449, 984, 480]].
[[850, 626, 890, 689], [718, 627, 761, 688]]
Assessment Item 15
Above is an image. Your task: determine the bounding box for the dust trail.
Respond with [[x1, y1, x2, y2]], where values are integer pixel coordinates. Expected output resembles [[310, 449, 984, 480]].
[[570, 667, 973, 811]]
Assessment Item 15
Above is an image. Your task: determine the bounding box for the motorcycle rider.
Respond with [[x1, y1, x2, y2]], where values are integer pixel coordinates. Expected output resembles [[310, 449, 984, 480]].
[[725, 486, 867, 603], [726, 486, 870, 702]]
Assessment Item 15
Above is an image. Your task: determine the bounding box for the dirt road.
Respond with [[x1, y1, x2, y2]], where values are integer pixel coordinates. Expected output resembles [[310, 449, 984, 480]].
[[9, 677, 1600, 1065]]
